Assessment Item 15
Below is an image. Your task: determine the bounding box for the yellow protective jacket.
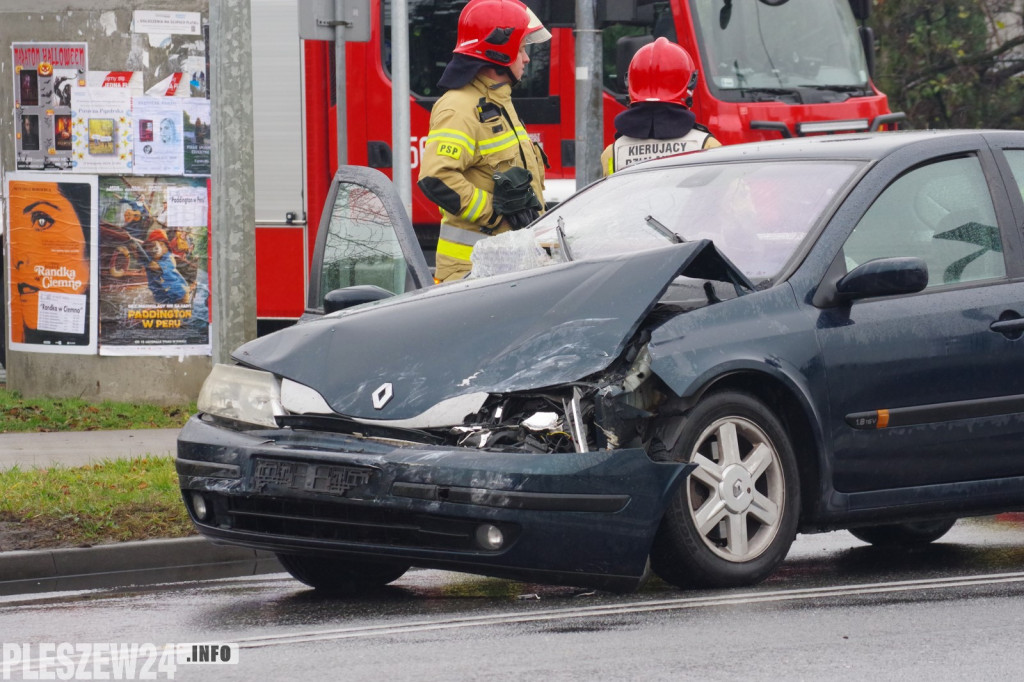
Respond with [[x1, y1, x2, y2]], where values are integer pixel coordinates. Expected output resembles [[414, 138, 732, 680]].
[[418, 74, 546, 281]]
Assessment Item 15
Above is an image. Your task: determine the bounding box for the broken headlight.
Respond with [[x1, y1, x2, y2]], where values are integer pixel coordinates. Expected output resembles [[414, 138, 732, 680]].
[[198, 363, 284, 427]]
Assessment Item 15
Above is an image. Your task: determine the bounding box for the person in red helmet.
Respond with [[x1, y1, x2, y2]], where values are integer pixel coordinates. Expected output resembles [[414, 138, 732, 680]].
[[601, 37, 721, 176], [417, 0, 551, 282]]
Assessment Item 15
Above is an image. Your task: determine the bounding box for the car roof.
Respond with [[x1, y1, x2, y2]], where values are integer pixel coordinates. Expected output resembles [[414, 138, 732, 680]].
[[623, 129, 1022, 172]]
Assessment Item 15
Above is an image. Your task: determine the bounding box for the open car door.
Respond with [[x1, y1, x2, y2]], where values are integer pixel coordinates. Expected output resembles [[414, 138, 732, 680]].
[[305, 166, 433, 317]]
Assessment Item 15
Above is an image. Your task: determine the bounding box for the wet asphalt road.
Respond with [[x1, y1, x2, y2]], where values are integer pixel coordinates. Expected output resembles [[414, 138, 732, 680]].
[[3, 517, 1024, 681]]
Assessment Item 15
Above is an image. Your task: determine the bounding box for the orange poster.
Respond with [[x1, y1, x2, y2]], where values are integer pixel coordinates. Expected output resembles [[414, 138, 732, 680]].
[[5, 174, 98, 352]]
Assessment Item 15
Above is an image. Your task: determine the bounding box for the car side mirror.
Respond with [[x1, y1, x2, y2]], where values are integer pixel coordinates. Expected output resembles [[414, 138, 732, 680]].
[[814, 256, 928, 307], [848, 0, 871, 21], [323, 284, 395, 314]]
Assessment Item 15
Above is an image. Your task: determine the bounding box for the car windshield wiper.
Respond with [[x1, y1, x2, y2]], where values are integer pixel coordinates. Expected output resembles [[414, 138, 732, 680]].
[[796, 84, 870, 92], [556, 216, 574, 262], [796, 84, 872, 96], [645, 215, 684, 244], [736, 86, 803, 103], [738, 86, 796, 95]]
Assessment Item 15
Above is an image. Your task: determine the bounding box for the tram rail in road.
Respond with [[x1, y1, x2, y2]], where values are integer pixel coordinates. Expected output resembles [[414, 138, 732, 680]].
[[13, 566, 1024, 677]]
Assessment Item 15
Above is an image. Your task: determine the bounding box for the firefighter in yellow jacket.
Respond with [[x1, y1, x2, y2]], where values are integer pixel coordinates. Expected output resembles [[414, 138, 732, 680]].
[[418, 0, 550, 282]]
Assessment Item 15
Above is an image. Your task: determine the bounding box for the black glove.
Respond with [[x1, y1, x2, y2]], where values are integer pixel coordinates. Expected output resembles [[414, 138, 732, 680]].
[[492, 167, 542, 230]]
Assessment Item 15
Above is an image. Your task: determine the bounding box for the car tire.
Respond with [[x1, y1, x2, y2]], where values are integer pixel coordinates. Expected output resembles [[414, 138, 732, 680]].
[[651, 390, 800, 589], [276, 553, 410, 592], [848, 519, 957, 547]]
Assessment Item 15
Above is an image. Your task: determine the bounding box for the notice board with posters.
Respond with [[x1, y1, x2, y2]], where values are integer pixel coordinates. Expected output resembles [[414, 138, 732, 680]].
[[6, 11, 212, 358]]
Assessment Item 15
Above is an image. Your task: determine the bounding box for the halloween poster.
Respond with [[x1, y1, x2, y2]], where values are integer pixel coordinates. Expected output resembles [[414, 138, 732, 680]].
[[5, 174, 99, 353], [12, 42, 88, 171]]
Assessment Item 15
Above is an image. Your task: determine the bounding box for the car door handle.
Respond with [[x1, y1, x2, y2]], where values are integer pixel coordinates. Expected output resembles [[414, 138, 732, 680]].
[[990, 315, 1024, 336]]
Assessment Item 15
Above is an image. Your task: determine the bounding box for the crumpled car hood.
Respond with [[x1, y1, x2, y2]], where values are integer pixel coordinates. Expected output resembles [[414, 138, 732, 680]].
[[234, 241, 743, 421]]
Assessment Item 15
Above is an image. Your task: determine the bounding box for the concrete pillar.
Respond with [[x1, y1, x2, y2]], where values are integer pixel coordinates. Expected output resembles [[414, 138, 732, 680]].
[[209, 0, 257, 364], [575, 0, 604, 190]]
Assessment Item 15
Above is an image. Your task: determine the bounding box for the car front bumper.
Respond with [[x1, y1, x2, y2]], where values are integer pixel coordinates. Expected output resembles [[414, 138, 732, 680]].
[[176, 415, 693, 590]]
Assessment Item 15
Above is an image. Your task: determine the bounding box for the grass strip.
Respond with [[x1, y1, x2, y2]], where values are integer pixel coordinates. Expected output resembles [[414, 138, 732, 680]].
[[0, 387, 195, 433], [0, 456, 195, 550]]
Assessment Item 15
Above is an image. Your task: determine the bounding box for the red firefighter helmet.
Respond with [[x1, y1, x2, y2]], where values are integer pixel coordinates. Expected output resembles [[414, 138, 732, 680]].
[[627, 37, 697, 105], [453, 0, 532, 66]]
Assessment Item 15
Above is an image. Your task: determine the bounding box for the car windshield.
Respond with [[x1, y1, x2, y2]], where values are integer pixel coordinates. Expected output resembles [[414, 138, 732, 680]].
[[471, 159, 862, 283], [691, 0, 870, 92]]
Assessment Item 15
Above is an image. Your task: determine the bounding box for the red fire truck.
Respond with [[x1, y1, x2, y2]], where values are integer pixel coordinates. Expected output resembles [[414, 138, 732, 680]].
[[252, 0, 901, 333]]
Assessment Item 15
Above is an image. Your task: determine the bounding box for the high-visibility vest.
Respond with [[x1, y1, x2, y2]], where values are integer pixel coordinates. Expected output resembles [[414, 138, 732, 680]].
[[610, 128, 714, 174]]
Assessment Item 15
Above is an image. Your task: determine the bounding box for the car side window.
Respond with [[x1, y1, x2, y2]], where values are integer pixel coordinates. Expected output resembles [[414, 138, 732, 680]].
[[1001, 149, 1024, 208], [843, 156, 1005, 287], [320, 183, 409, 296]]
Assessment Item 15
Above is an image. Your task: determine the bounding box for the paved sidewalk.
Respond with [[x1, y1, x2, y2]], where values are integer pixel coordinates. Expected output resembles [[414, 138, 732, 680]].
[[0, 427, 283, 595], [0, 428, 180, 470]]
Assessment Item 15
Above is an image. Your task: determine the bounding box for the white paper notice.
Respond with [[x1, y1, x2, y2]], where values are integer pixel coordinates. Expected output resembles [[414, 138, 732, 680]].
[[133, 97, 184, 175], [166, 185, 208, 227], [71, 86, 133, 174], [37, 291, 88, 335], [86, 71, 144, 96], [132, 10, 202, 35]]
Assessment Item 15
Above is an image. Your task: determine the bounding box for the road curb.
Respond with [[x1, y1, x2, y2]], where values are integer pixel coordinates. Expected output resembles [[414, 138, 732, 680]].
[[0, 536, 282, 596]]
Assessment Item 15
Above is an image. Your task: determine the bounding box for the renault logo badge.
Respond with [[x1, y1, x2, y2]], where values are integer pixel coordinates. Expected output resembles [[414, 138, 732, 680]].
[[372, 382, 393, 410]]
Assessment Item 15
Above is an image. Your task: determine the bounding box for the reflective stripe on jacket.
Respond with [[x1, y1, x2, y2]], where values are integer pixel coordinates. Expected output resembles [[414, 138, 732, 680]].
[[600, 129, 721, 176]]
